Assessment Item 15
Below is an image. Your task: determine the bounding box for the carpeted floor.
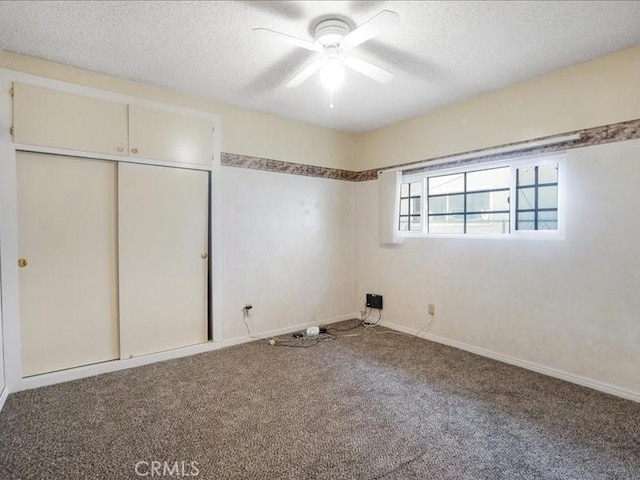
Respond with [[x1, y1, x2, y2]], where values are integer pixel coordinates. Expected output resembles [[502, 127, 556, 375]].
[[1, 320, 639, 479]]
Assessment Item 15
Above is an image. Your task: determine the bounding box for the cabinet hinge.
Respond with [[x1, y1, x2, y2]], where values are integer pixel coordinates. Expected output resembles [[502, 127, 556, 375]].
[[9, 87, 14, 97], [212, 126, 215, 132], [10, 126, 14, 136]]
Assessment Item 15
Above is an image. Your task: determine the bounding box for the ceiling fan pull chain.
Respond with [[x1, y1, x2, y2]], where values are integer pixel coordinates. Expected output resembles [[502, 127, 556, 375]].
[[329, 88, 334, 109]]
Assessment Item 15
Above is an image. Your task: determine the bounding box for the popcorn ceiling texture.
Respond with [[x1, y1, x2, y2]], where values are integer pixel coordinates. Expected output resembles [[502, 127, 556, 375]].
[[0, 1, 639, 132], [221, 118, 640, 181], [0, 321, 638, 479]]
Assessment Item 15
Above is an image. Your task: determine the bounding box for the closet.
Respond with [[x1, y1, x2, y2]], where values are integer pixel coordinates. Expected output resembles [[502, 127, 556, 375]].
[[17, 153, 120, 376], [118, 163, 209, 359], [13, 83, 213, 377]]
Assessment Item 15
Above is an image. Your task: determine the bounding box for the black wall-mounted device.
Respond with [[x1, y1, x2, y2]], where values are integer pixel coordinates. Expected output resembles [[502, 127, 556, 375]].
[[366, 293, 383, 310]]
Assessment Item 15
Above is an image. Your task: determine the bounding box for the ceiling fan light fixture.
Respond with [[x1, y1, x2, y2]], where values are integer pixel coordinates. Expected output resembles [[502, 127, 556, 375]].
[[254, 9, 399, 93], [320, 56, 345, 90]]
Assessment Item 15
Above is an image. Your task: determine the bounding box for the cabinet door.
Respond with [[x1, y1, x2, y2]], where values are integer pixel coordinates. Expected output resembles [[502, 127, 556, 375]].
[[13, 83, 128, 156], [17, 153, 120, 376], [118, 163, 209, 358], [128, 105, 213, 167]]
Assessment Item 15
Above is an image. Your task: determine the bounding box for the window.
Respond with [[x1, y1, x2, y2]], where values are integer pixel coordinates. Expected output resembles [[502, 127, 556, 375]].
[[427, 167, 510, 234], [399, 181, 422, 232], [398, 155, 562, 237], [516, 164, 558, 230]]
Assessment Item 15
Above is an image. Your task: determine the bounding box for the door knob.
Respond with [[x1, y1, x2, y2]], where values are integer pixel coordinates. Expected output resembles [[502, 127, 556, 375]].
[[17, 258, 28, 268], [201, 252, 208, 259]]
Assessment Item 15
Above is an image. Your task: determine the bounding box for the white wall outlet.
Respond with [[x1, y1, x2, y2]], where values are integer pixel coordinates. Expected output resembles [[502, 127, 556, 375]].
[[428, 304, 435, 316]]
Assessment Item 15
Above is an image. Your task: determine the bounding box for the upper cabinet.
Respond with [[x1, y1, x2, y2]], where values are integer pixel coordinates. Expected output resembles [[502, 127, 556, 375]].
[[129, 105, 213, 167], [12, 83, 213, 168], [129, 105, 213, 165], [13, 83, 128, 156]]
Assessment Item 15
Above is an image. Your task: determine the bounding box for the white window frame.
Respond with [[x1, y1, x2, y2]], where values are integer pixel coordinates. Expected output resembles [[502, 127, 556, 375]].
[[398, 174, 426, 237], [398, 152, 566, 240]]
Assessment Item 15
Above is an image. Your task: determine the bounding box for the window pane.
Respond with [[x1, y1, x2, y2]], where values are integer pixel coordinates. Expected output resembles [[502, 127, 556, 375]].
[[538, 185, 558, 209], [466, 213, 510, 234], [428, 173, 464, 195], [517, 221, 535, 231], [409, 181, 422, 196], [410, 197, 421, 215], [491, 190, 510, 211], [400, 183, 409, 197], [466, 167, 510, 191], [428, 215, 464, 234], [466, 190, 509, 213], [518, 187, 536, 210], [538, 210, 558, 230], [400, 198, 409, 215], [518, 167, 535, 186], [466, 191, 489, 213], [399, 217, 409, 231], [538, 221, 557, 230], [428, 196, 446, 214], [517, 211, 535, 222], [410, 216, 421, 231], [428, 194, 464, 214], [538, 163, 558, 184]]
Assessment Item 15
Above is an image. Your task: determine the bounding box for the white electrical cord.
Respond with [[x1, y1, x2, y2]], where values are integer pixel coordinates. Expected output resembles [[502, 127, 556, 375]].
[[243, 307, 335, 348], [242, 308, 264, 340]]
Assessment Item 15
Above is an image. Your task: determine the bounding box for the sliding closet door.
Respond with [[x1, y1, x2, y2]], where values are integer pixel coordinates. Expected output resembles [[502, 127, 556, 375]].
[[17, 152, 119, 376], [118, 163, 209, 358]]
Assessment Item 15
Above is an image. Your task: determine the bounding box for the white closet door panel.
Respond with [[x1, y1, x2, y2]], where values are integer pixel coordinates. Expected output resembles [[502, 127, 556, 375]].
[[17, 153, 119, 377], [128, 105, 213, 167], [119, 163, 209, 358], [13, 83, 128, 156]]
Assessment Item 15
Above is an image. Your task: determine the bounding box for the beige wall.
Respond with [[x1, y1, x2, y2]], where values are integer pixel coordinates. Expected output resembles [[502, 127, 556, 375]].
[[356, 45, 640, 170], [221, 168, 357, 340], [3, 45, 640, 397], [4, 45, 640, 172], [0, 50, 357, 170], [356, 138, 640, 396]]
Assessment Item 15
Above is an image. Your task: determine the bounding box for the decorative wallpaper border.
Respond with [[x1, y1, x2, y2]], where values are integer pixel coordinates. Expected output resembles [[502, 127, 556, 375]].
[[221, 118, 640, 182], [398, 118, 640, 177], [220, 153, 358, 181]]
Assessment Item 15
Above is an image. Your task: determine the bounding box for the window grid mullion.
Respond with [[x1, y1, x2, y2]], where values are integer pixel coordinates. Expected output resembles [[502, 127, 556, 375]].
[[515, 168, 520, 228], [418, 161, 558, 235], [534, 166, 539, 230], [463, 173, 468, 234]]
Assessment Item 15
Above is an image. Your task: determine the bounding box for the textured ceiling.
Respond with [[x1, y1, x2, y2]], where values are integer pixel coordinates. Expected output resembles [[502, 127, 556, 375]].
[[0, 1, 639, 133]]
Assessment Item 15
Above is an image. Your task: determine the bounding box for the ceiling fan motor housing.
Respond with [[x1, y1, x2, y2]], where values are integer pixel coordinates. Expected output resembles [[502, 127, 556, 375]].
[[314, 19, 350, 46]]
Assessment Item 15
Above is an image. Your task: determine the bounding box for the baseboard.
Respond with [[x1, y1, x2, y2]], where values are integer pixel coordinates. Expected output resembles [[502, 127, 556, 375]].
[[13, 312, 359, 393], [379, 319, 640, 404], [0, 387, 8, 412]]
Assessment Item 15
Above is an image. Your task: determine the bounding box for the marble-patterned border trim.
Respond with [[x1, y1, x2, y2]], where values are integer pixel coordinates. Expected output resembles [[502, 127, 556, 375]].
[[221, 118, 640, 181], [220, 153, 358, 181], [384, 118, 640, 177]]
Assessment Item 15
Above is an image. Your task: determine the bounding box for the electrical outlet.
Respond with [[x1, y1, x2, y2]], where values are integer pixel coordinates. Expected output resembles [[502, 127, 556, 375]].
[[428, 304, 435, 316]]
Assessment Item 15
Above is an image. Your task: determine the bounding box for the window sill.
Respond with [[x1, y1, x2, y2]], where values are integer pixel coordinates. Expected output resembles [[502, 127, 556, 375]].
[[399, 231, 564, 241]]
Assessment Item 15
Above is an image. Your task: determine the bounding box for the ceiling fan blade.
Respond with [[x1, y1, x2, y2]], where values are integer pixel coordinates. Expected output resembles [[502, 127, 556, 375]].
[[342, 10, 399, 50], [286, 59, 323, 88], [344, 56, 394, 84], [252, 28, 321, 52]]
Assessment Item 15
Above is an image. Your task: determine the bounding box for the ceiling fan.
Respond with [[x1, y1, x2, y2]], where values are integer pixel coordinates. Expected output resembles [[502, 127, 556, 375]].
[[253, 10, 399, 99]]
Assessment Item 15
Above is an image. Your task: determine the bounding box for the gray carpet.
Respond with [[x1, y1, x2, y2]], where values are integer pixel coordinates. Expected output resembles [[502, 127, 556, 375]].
[[0, 320, 639, 479]]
